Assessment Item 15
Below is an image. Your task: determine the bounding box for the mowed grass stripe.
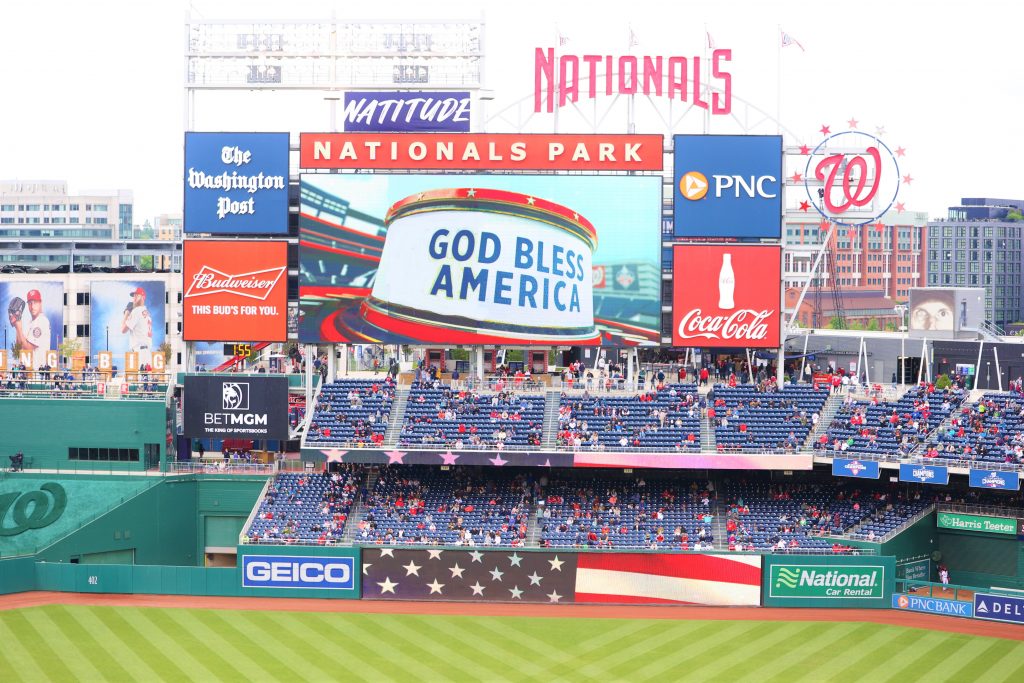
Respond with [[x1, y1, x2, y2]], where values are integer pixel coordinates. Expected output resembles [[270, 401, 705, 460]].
[[470, 615, 588, 672], [696, 621, 837, 682], [91, 606, 194, 682], [632, 621, 783, 680], [947, 638, 1023, 682], [139, 608, 249, 681], [0, 612, 50, 682], [120, 607, 225, 681], [825, 625, 930, 681], [546, 618, 689, 680], [763, 621, 883, 683], [880, 630, 976, 683], [162, 607, 277, 681], [68, 606, 170, 681], [204, 609, 310, 681], [996, 646, 1024, 683], [600, 620, 739, 681], [369, 613, 511, 683], [410, 615, 552, 681], [233, 611, 362, 682], [48, 605, 137, 682], [290, 611, 405, 681], [973, 638, 1024, 682], [788, 623, 927, 682], [352, 613, 485, 681], [6, 608, 84, 680]]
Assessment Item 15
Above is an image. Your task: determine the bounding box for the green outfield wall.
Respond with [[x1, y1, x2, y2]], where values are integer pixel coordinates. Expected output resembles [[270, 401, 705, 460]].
[[0, 398, 166, 471]]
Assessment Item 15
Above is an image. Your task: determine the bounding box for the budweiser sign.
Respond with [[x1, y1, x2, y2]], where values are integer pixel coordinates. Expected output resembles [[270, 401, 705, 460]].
[[183, 240, 288, 342], [676, 308, 773, 342], [185, 266, 286, 301], [671, 245, 781, 349]]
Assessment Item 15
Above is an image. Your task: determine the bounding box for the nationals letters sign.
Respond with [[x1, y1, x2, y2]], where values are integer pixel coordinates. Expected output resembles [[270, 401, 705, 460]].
[[672, 244, 781, 348], [183, 240, 288, 342]]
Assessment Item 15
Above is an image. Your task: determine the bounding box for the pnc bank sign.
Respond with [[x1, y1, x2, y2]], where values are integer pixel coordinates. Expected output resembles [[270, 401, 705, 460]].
[[673, 134, 783, 239]]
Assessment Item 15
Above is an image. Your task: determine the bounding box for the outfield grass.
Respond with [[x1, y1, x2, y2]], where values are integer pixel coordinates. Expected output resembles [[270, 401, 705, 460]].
[[0, 605, 1022, 682]]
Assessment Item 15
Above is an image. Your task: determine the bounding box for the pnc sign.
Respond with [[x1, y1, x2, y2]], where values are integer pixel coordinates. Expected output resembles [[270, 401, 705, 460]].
[[673, 134, 783, 238]]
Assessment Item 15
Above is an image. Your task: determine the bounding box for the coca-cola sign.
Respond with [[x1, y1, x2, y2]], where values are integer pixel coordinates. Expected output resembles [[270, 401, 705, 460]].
[[671, 245, 781, 349], [183, 240, 289, 343], [185, 266, 286, 301]]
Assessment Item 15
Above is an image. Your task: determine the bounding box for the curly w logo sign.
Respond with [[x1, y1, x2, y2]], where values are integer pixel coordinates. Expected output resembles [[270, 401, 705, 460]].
[[0, 483, 67, 536]]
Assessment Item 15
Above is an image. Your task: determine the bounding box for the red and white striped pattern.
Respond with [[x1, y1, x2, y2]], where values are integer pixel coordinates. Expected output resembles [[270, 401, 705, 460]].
[[574, 553, 761, 605]]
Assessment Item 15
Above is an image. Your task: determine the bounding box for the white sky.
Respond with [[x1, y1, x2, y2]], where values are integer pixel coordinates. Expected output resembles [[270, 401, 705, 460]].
[[1, 0, 1021, 222]]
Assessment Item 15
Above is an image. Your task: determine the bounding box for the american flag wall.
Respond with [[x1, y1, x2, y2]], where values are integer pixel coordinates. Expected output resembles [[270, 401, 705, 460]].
[[362, 548, 577, 603]]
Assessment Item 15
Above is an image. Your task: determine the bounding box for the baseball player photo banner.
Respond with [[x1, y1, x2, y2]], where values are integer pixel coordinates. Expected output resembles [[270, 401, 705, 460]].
[[90, 281, 166, 365], [1, 280, 63, 369]]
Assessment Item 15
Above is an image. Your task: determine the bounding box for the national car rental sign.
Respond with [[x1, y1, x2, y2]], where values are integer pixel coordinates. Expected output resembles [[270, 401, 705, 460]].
[[672, 244, 781, 349]]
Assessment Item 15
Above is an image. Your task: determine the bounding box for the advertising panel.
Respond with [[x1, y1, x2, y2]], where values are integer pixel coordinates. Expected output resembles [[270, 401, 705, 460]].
[[936, 512, 1017, 535], [671, 244, 781, 349], [968, 469, 1021, 491], [832, 458, 881, 479], [299, 174, 661, 345], [90, 281, 165, 365], [0, 281, 63, 369], [974, 592, 1024, 625], [892, 594, 974, 619], [184, 375, 288, 440], [341, 91, 471, 132], [673, 134, 783, 239], [361, 548, 760, 606], [899, 463, 949, 485], [241, 555, 355, 590], [236, 546, 360, 599], [183, 240, 288, 342], [908, 288, 956, 332], [193, 341, 232, 371], [184, 132, 289, 234], [299, 133, 664, 171], [763, 555, 894, 608]]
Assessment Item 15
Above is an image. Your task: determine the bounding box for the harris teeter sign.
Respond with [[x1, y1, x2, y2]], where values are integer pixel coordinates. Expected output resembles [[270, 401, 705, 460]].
[[936, 512, 1017, 535]]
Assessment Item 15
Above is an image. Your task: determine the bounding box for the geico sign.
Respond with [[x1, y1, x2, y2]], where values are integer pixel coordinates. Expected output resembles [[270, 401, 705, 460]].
[[243, 556, 355, 589], [712, 174, 777, 199], [204, 413, 268, 425]]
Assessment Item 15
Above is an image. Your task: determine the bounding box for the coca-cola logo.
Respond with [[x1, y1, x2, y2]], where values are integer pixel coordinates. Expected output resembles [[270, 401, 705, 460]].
[[676, 308, 773, 341], [184, 265, 286, 301]]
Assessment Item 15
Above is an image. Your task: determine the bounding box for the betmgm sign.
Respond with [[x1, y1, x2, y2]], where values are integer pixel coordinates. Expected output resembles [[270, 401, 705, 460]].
[[184, 375, 288, 440]]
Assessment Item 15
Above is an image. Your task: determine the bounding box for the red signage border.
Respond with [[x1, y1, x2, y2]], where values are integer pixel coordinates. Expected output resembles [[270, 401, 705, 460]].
[[299, 133, 663, 171]]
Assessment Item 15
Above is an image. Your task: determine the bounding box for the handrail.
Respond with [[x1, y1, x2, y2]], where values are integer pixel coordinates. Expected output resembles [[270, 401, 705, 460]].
[[937, 503, 1022, 518]]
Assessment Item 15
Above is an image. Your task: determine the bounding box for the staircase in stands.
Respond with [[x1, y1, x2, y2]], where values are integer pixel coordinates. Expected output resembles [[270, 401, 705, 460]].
[[383, 388, 410, 447]]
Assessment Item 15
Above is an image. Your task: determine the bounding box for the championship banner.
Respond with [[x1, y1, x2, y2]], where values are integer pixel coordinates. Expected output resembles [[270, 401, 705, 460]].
[[832, 458, 881, 479], [299, 133, 664, 171], [899, 463, 949, 485], [299, 174, 661, 346], [90, 281, 165, 367], [671, 244, 781, 349], [968, 469, 1021, 491], [183, 240, 288, 342], [0, 281, 62, 370], [184, 375, 289, 440]]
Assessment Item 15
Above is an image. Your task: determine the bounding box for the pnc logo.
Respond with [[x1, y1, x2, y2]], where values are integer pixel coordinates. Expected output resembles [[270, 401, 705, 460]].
[[897, 595, 910, 609], [0, 483, 67, 536], [680, 171, 709, 200]]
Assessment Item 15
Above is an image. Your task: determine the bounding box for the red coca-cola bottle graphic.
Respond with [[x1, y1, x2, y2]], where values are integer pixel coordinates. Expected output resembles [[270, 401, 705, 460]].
[[718, 253, 735, 309]]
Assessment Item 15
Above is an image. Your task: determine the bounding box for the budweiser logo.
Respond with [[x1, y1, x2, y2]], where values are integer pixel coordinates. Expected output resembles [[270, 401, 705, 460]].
[[676, 308, 773, 341], [184, 265, 286, 301]]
